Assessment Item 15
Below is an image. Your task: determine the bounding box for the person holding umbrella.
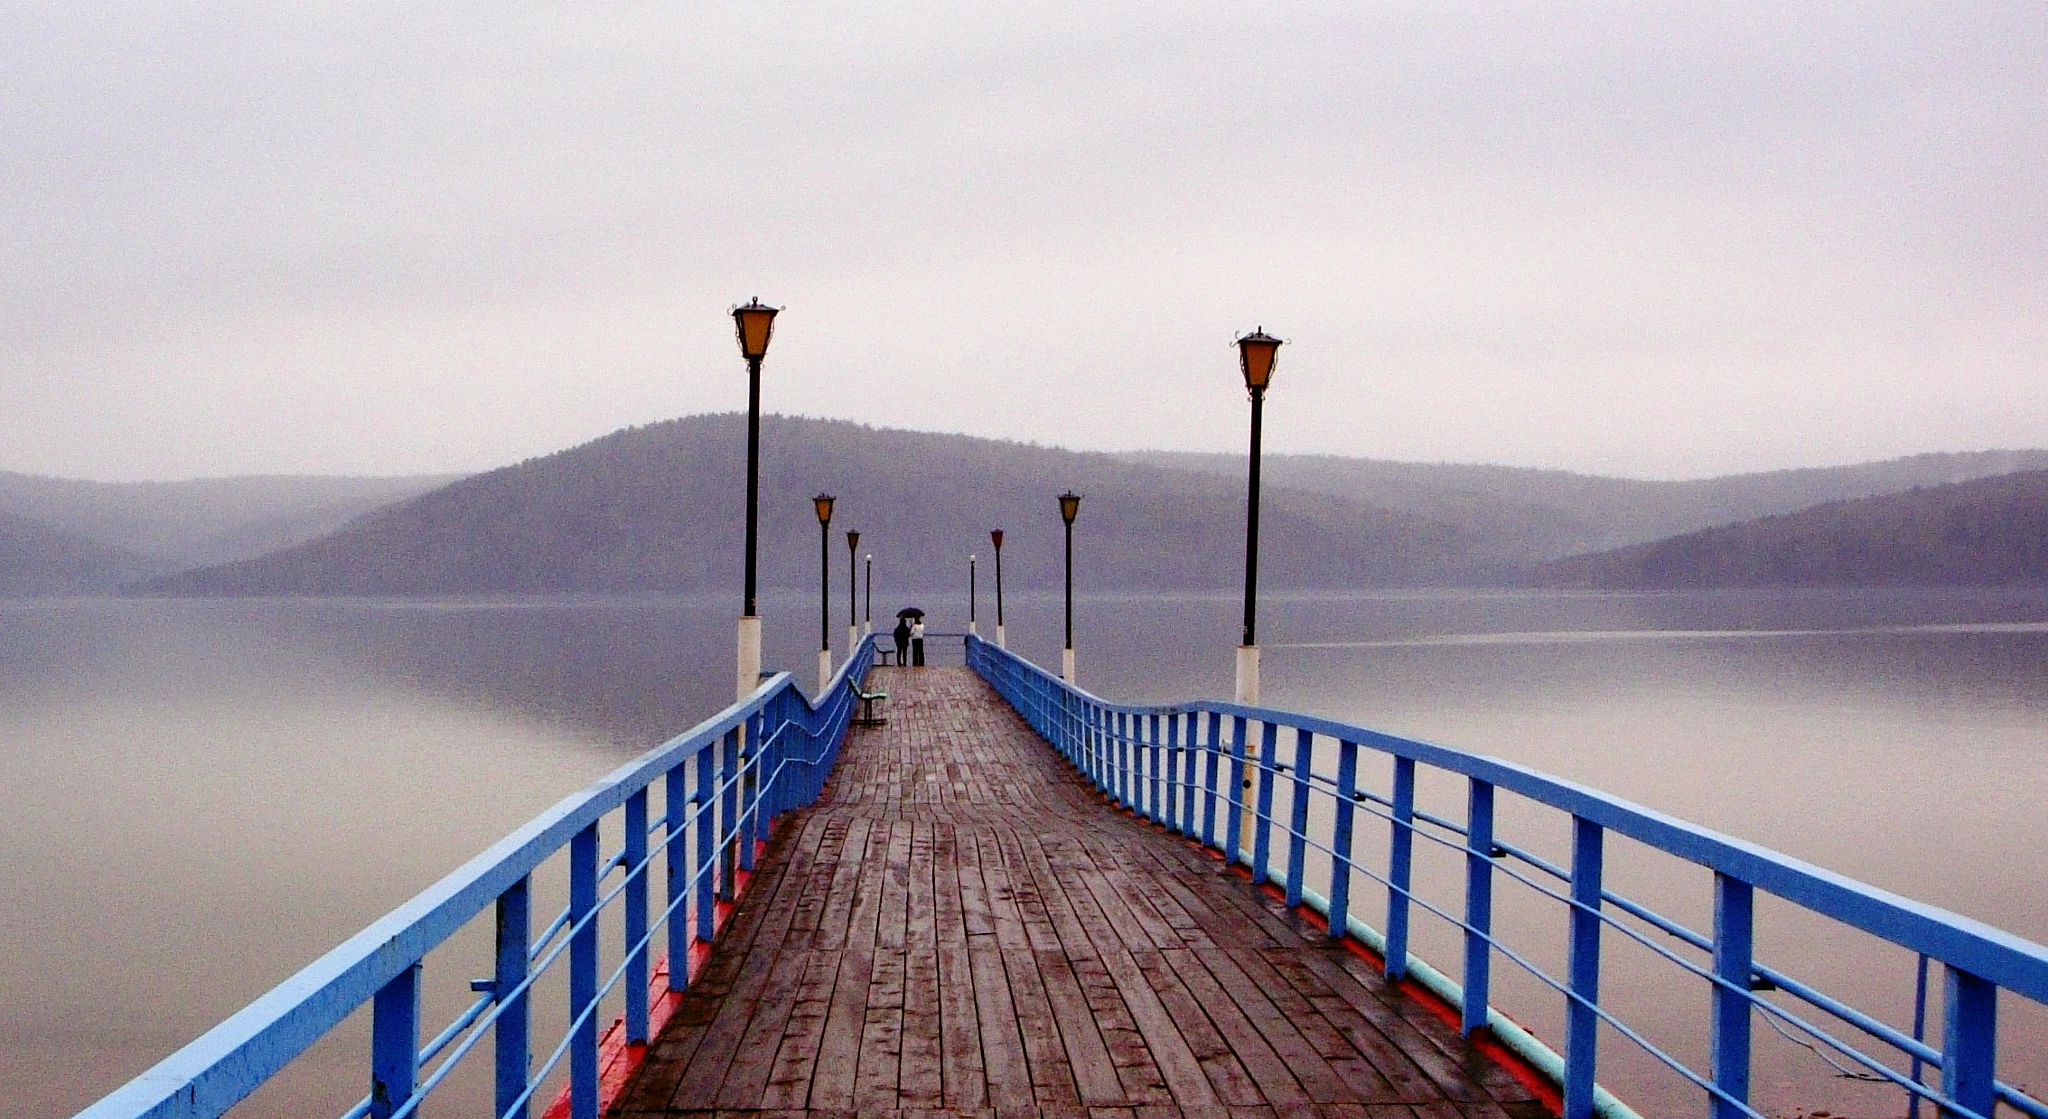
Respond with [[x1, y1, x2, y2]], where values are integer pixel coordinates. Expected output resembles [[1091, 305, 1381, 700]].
[[892, 612, 912, 666]]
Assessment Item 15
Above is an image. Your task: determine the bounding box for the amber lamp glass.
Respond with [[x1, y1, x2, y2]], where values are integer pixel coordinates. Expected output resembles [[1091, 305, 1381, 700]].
[[1058, 492, 1081, 525], [846, 529, 860, 551], [814, 494, 835, 524], [733, 298, 780, 359], [1237, 329, 1281, 393]]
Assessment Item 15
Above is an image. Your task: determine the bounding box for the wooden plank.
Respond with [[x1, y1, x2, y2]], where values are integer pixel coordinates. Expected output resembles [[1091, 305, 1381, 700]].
[[614, 668, 1529, 1119]]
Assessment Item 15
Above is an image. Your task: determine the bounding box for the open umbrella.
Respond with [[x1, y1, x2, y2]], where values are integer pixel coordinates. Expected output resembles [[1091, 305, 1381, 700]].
[[895, 607, 926, 619]]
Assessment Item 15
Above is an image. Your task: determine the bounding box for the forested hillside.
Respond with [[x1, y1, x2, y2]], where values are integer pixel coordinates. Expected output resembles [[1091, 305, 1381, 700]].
[[0, 511, 159, 596], [1535, 470, 2048, 587], [1130, 448, 2048, 560], [145, 415, 1477, 595]]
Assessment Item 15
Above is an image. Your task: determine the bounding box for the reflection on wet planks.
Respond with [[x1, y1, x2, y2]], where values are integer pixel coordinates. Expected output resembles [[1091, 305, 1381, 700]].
[[614, 667, 1548, 1119]]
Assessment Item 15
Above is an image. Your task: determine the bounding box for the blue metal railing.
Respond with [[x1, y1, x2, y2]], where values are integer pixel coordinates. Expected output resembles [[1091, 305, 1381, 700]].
[[77, 636, 876, 1119], [968, 635, 2048, 1119]]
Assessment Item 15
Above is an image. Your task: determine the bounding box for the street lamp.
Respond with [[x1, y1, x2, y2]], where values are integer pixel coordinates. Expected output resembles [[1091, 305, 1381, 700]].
[[990, 529, 1006, 648], [732, 296, 779, 699], [845, 530, 861, 655], [863, 554, 873, 635], [1236, 327, 1282, 705], [1058, 492, 1081, 683], [969, 554, 978, 637], [814, 494, 835, 695]]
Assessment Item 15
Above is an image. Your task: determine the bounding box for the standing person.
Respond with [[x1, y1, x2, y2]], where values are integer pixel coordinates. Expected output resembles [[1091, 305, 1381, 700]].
[[892, 615, 911, 666], [911, 616, 926, 666]]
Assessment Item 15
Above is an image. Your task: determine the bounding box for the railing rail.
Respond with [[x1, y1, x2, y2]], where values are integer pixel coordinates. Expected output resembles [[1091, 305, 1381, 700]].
[[967, 635, 2048, 1119], [77, 636, 877, 1119]]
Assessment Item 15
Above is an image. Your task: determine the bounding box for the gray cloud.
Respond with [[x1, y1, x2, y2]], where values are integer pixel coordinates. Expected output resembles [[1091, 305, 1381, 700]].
[[2, 0, 2044, 480]]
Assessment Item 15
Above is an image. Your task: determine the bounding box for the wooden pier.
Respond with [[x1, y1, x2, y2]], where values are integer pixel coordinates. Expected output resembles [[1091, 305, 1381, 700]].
[[614, 666, 1547, 1119]]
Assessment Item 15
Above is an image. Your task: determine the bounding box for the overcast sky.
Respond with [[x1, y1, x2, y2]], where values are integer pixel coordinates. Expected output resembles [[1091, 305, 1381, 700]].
[[4, 1, 2044, 482]]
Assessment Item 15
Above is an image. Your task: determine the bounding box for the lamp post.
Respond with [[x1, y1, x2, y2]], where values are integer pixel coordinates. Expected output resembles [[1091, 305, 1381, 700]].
[[1058, 492, 1081, 683], [863, 554, 873, 635], [815, 494, 835, 695], [732, 297, 779, 699], [969, 554, 978, 636], [845, 531, 861, 655], [990, 529, 1006, 648], [1235, 328, 1282, 705]]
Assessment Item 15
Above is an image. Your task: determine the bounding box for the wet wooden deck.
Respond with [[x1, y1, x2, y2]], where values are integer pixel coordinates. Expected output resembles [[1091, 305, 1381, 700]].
[[613, 666, 1548, 1119]]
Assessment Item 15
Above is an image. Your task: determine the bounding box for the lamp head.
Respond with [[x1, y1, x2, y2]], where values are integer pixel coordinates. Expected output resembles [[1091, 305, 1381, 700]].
[[732, 297, 780, 360], [990, 529, 1004, 549], [1058, 491, 1082, 526], [846, 529, 859, 551], [1237, 328, 1282, 395], [814, 493, 835, 525]]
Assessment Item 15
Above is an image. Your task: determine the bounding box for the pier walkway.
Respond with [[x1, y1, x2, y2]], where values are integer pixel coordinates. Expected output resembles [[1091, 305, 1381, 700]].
[[613, 666, 1545, 1119]]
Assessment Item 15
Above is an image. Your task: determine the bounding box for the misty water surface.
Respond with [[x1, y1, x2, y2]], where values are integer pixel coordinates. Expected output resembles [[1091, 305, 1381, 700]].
[[5, 589, 2046, 1118]]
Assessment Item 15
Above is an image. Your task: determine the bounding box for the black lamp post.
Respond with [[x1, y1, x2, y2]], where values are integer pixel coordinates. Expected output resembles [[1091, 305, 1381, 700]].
[[863, 553, 873, 635], [990, 529, 1006, 648], [969, 554, 978, 636], [731, 297, 778, 699], [1236, 328, 1282, 704], [1058, 492, 1081, 682], [814, 494, 834, 694], [845, 530, 860, 655]]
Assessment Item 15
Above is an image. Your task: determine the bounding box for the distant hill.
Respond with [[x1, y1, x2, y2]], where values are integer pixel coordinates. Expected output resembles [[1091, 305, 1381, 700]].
[[0, 471, 463, 570], [1534, 470, 2048, 588], [0, 511, 159, 596], [143, 415, 1478, 596], [1126, 449, 2048, 561]]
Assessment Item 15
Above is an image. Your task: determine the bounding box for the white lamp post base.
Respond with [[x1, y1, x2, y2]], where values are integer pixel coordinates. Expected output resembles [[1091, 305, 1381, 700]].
[[1062, 646, 1076, 684], [1235, 644, 1261, 705], [818, 648, 834, 697], [968, 620, 978, 636], [996, 623, 1006, 649], [737, 615, 763, 700], [847, 624, 859, 656]]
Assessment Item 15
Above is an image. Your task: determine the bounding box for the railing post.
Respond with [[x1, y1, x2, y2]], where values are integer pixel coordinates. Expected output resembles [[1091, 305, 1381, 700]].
[[694, 743, 716, 941], [1385, 755, 1416, 981], [1171, 713, 1187, 827], [569, 821, 600, 1119], [1252, 721, 1278, 883], [1146, 709, 1163, 815], [1198, 710, 1220, 843], [1329, 739, 1358, 940], [625, 788, 650, 1044], [721, 727, 742, 895], [758, 709, 777, 847], [369, 963, 421, 1119], [1564, 816, 1604, 1119], [1286, 728, 1313, 907], [1461, 779, 1494, 1037], [495, 877, 532, 1119], [1711, 873, 1754, 1119], [666, 763, 690, 990], [1225, 715, 1248, 864], [738, 718, 756, 873], [1117, 714, 1133, 807], [1941, 966, 1997, 1118]]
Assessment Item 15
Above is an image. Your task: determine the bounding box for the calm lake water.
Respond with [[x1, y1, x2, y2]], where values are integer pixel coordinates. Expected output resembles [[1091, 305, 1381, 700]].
[[6, 588, 2046, 1118]]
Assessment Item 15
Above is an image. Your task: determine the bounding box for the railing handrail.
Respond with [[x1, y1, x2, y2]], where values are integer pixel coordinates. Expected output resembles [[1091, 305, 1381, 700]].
[[77, 638, 877, 1119], [966, 635, 2048, 1119]]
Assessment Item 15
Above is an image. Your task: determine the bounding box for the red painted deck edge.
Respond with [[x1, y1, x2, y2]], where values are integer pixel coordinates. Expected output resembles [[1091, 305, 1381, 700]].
[[539, 837, 770, 1119]]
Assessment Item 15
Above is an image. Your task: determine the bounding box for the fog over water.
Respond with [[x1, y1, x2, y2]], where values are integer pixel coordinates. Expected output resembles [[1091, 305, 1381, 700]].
[[7, 588, 2047, 1118]]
